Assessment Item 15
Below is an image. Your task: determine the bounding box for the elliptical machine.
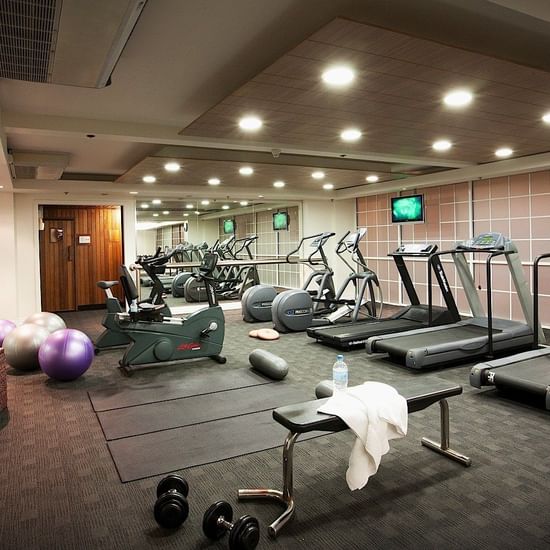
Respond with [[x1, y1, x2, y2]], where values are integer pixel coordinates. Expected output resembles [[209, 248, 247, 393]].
[[116, 253, 226, 374], [241, 232, 336, 326], [171, 241, 209, 298]]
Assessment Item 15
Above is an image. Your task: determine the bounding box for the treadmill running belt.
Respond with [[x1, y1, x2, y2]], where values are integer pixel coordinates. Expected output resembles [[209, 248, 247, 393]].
[[376, 324, 501, 354], [492, 357, 550, 396], [307, 318, 419, 349]]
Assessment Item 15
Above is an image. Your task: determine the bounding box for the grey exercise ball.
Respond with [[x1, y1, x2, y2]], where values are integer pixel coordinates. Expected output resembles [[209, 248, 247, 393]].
[[24, 312, 66, 334], [3, 324, 50, 371]]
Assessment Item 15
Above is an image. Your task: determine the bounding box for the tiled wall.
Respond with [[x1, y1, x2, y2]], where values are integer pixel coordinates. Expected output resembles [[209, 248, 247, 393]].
[[217, 206, 301, 288], [356, 171, 550, 325]]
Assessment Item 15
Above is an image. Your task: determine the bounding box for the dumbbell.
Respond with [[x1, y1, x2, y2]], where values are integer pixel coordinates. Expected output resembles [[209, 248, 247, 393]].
[[154, 474, 189, 529], [202, 500, 260, 550]]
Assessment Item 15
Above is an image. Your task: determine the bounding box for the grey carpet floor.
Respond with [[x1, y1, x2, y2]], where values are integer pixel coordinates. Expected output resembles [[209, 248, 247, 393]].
[[0, 308, 549, 549]]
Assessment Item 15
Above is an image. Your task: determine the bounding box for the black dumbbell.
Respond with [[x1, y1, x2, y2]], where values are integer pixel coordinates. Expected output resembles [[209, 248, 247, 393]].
[[202, 500, 260, 550], [154, 474, 189, 529]]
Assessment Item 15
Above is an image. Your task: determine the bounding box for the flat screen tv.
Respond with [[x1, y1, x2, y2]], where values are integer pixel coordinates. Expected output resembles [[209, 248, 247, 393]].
[[391, 194, 424, 224], [223, 218, 235, 234], [273, 211, 289, 231]]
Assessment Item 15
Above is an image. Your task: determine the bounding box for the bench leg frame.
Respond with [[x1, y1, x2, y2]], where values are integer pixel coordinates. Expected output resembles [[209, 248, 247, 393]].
[[239, 398, 471, 538], [421, 399, 472, 467]]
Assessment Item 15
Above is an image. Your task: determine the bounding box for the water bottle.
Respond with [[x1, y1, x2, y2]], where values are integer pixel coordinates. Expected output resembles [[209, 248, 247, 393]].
[[332, 354, 348, 393]]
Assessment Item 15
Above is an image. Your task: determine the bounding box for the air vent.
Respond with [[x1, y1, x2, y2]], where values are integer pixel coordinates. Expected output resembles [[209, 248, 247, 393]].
[[0, 0, 147, 88], [0, 0, 60, 83]]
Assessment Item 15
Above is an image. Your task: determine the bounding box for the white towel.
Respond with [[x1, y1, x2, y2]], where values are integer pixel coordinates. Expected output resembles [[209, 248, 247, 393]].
[[318, 382, 408, 490]]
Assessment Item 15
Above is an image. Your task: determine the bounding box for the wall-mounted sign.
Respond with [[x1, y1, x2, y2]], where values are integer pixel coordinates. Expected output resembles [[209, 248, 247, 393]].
[[78, 235, 91, 244]]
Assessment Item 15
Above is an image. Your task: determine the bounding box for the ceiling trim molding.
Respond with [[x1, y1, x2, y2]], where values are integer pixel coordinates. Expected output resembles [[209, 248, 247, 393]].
[[335, 150, 550, 197], [3, 112, 471, 169]]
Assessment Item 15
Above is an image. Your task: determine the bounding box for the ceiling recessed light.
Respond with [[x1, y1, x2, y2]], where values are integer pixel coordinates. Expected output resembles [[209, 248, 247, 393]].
[[323, 183, 334, 190], [239, 116, 262, 131], [366, 175, 379, 183], [142, 175, 156, 183], [239, 166, 254, 176], [432, 139, 452, 151], [312, 171, 325, 180], [240, 200, 248, 206], [273, 180, 285, 188], [194, 210, 200, 215], [258, 194, 264, 198], [443, 89, 473, 108], [129, 191, 138, 195], [222, 205, 230, 210], [495, 147, 513, 158], [186, 203, 193, 209], [152, 199, 161, 204], [140, 203, 149, 208], [153, 213, 159, 217], [184, 213, 189, 217], [322, 66, 355, 87], [340, 128, 362, 142], [163, 211, 169, 215], [542, 112, 550, 124], [0, 185, 4, 189], [164, 162, 180, 172], [208, 177, 221, 185], [201, 199, 210, 205]]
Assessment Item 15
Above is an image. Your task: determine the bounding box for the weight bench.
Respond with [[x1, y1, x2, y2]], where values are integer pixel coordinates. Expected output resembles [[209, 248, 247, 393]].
[[238, 380, 471, 538]]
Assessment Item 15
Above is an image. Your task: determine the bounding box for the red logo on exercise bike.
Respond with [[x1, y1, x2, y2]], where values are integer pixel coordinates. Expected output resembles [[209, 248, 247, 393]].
[[177, 342, 201, 351]]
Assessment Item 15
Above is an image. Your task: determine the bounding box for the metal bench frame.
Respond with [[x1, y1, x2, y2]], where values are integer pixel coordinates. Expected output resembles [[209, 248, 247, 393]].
[[238, 387, 471, 538]]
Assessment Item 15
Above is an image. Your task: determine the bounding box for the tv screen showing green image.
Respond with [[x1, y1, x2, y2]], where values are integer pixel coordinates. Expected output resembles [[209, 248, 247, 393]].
[[273, 211, 289, 231], [391, 195, 424, 224], [223, 218, 235, 234]]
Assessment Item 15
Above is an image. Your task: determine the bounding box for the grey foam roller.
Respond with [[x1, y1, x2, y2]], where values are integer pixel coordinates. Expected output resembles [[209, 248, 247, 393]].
[[249, 349, 288, 380], [315, 379, 333, 399]]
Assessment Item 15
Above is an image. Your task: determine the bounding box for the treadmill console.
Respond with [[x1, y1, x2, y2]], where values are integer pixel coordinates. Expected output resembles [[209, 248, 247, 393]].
[[457, 232, 506, 251], [391, 243, 437, 256]]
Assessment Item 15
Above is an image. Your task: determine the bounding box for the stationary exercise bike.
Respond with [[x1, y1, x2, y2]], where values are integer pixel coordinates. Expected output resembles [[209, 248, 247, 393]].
[[116, 253, 226, 374], [94, 250, 173, 353]]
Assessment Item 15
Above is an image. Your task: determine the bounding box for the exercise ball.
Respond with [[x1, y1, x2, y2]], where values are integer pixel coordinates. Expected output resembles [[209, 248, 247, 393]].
[[0, 320, 16, 347], [24, 312, 66, 334], [38, 329, 94, 381], [3, 324, 50, 371]]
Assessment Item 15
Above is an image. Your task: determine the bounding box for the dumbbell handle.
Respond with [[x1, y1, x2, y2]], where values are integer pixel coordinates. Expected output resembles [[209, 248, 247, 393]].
[[217, 517, 233, 530]]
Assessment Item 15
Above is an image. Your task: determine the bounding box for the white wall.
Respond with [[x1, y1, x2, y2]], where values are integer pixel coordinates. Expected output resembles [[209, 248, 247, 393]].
[[301, 198, 356, 295], [136, 228, 157, 255], [0, 192, 17, 321], [188, 218, 219, 246], [12, 195, 137, 322]]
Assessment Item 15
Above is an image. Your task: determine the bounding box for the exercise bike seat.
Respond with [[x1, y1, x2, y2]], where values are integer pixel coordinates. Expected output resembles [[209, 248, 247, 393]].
[[97, 280, 119, 290]]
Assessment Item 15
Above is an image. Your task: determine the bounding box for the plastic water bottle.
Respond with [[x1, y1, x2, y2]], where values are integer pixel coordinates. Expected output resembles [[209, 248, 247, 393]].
[[332, 354, 348, 393]]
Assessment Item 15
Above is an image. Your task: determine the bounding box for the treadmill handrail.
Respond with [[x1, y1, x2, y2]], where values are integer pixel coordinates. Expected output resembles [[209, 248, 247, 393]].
[[428, 248, 513, 355], [533, 252, 550, 348]]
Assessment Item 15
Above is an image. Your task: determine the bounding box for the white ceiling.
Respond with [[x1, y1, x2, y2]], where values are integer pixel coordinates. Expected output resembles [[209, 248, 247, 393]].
[[3, 0, 550, 203]]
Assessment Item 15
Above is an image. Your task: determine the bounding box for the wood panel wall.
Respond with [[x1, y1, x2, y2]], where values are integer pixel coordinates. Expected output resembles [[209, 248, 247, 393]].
[[42, 206, 124, 308]]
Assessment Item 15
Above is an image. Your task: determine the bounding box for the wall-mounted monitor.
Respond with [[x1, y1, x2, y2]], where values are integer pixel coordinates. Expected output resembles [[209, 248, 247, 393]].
[[223, 218, 235, 234], [391, 194, 424, 224], [273, 211, 289, 231]]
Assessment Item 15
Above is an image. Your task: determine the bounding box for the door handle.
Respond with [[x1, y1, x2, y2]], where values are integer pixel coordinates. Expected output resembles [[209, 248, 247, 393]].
[[67, 245, 73, 262]]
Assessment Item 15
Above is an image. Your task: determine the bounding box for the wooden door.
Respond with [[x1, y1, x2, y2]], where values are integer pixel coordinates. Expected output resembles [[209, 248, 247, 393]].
[[39, 219, 76, 312]]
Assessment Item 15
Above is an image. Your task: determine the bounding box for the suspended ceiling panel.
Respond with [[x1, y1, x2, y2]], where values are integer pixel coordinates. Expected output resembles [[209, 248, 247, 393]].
[[179, 17, 550, 165]]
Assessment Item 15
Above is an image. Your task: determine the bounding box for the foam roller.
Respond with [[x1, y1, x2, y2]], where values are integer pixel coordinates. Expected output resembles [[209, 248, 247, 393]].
[[315, 379, 333, 399], [249, 349, 288, 380]]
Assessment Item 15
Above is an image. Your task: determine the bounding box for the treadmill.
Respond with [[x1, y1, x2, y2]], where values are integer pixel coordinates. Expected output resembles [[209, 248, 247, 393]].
[[470, 252, 550, 409], [366, 233, 542, 369], [306, 243, 460, 349]]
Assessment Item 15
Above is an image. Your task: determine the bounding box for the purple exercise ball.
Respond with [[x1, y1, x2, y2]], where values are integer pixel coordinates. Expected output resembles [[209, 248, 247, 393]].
[[38, 329, 94, 381], [0, 320, 16, 347]]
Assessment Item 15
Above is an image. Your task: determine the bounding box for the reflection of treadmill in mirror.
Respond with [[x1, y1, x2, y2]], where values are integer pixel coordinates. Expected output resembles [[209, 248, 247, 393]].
[[470, 251, 549, 408], [366, 233, 541, 369], [306, 243, 460, 350]]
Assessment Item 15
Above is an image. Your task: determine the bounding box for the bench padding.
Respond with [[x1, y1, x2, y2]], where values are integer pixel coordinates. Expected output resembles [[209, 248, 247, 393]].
[[273, 380, 462, 434]]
